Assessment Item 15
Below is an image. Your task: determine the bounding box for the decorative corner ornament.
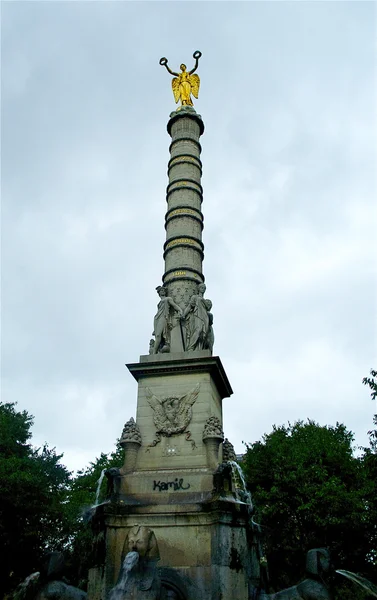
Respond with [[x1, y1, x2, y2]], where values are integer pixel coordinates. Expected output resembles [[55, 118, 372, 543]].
[[223, 438, 237, 462], [146, 383, 200, 436], [203, 416, 224, 440], [120, 417, 142, 445], [159, 51, 202, 106]]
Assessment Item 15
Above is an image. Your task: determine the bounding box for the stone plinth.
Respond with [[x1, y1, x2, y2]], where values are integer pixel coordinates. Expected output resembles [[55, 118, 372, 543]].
[[98, 492, 252, 600], [126, 351, 232, 473], [87, 351, 249, 600]]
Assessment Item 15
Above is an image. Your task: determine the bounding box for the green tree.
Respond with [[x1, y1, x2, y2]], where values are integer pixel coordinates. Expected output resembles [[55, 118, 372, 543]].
[[362, 369, 377, 451], [242, 420, 371, 596], [361, 369, 377, 575], [0, 402, 71, 596], [63, 444, 124, 587]]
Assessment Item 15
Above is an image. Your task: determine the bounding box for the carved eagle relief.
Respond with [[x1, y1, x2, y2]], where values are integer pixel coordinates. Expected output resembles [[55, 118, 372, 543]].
[[146, 383, 200, 436]]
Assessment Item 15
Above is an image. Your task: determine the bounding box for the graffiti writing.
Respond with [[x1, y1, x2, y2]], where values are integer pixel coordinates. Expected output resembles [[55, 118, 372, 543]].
[[153, 478, 190, 492]]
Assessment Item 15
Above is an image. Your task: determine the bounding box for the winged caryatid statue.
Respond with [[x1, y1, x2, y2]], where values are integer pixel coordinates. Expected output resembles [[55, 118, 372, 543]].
[[146, 384, 200, 436], [159, 51, 202, 107]]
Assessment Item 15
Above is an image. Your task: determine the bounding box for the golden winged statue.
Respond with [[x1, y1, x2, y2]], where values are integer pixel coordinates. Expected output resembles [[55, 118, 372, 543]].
[[146, 383, 200, 436], [159, 51, 202, 107]]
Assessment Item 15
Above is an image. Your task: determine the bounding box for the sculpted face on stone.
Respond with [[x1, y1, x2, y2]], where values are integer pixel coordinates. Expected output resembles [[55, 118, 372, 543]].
[[123, 526, 160, 560]]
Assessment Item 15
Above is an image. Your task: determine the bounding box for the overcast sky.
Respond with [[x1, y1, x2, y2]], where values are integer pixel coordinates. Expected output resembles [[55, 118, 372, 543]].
[[2, 1, 376, 473]]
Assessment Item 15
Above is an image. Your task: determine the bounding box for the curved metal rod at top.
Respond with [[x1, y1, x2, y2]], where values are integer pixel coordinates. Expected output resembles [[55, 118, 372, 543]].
[[159, 51, 202, 76]]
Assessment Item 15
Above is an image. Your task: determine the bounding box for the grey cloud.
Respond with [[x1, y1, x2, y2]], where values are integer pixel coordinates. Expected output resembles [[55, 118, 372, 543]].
[[1, 1, 375, 471]]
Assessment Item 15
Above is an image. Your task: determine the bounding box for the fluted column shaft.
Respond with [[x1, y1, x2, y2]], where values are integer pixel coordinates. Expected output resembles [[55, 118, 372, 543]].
[[163, 109, 205, 309]]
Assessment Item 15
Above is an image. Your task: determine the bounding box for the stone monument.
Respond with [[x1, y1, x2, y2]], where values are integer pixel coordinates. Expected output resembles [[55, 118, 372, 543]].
[[84, 51, 334, 600], [87, 52, 258, 600]]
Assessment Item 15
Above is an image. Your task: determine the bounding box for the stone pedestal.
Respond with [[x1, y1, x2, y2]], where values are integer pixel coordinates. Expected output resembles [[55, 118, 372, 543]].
[[126, 351, 231, 474], [86, 352, 262, 600], [101, 499, 252, 600]]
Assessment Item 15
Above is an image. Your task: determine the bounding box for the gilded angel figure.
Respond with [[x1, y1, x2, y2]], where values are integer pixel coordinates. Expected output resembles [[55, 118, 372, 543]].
[[159, 51, 202, 107]]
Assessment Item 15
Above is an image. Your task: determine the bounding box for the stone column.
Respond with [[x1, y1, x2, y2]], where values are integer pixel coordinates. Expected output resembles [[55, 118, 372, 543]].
[[162, 106, 205, 352], [164, 108, 204, 302]]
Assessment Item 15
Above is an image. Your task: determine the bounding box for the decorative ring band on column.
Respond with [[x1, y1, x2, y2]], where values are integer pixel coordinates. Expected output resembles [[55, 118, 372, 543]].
[[163, 243, 204, 261], [169, 137, 202, 154], [168, 154, 202, 170], [165, 211, 203, 230], [167, 178, 203, 195], [164, 235, 204, 252], [163, 266, 204, 281], [165, 205, 203, 220], [166, 185, 203, 203], [168, 158, 202, 177]]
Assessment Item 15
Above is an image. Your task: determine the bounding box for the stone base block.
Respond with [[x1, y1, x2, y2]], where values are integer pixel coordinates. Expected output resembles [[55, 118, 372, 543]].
[[98, 498, 252, 600]]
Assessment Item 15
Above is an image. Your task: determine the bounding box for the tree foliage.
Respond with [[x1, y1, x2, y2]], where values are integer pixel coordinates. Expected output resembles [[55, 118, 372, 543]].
[[242, 419, 375, 597], [362, 369, 377, 451], [63, 445, 124, 586], [3, 370, 376, 597], [0, 402, 71, 596], [361, 369, 377, 575], [0, 402, 125, 594]]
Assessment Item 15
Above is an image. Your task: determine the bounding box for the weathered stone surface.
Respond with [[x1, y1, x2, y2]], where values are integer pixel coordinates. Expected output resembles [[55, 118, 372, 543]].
[[121, 418, 142, 445], [152, 286, 183, 354], [146, 383, 200, 437], [223, 438, 237, 462], [87, 95, 257, 600], [182, 283, 214, 353], [157, 106, 207, 355], [202, 416, 224, 440], [98, 498, 252, 600]]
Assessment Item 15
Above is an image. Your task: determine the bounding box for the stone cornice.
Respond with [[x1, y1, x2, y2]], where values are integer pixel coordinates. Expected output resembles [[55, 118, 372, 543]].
[[126, 352, 233, 400]]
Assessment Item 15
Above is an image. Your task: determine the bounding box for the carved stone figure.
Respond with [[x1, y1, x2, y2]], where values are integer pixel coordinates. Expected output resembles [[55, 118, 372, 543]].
[[121, 418, 142, 445], [105, 467, 121, 500], [146, 384, 200, 436], [152, 286, 182, 354], [12, 552, 87, 600], [223, 438, 237, 462], [122, 525, 160, 561], [203, 299, 214, 352], [108, 526, 160, 600], [259, 548, 332, 600], [159, 51, 202, 107], [203, 416, 224, 440], [183, 283, 211, 352]]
